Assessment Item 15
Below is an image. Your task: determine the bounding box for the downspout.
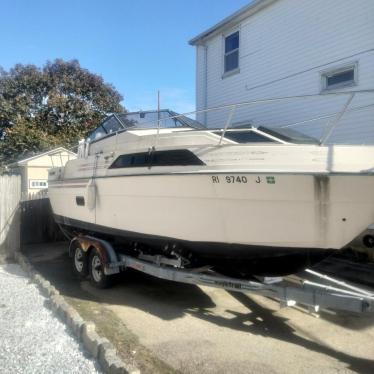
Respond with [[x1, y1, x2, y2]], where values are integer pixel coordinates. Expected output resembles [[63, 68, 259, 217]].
[[196, 44, 209, 126], [203, 45, 208, 126]]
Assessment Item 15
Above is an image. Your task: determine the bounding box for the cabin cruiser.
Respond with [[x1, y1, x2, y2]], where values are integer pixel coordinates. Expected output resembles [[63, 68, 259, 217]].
[[48, 109, 374, 276]]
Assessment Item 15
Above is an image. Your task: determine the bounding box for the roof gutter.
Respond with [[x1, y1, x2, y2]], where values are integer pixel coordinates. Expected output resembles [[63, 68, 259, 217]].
[[189, 0, 277, 45]]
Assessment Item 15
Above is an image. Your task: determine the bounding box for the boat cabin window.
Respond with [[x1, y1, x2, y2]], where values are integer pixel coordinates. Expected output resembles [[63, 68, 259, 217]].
[[110, 152, 151, 168], [87, 126, 107, 142], [116, 110, 204, 129], [102, 116, 124, 134], [110, 149, 205, 169], [152, 149, 204, 166], [86, 110, 205, 144]]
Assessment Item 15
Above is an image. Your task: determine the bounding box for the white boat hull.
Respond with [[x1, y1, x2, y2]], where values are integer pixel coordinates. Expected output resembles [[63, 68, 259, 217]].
[[48, 172, 374, 251]]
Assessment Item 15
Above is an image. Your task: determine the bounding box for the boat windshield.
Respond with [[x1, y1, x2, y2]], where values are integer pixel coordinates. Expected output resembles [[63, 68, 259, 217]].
[[258, 126, 320, 144], [87, 110, 205, 142]]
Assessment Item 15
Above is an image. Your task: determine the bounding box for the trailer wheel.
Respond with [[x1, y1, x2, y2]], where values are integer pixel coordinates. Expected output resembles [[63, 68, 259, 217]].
[[363, 234, 374, 248], [72, 243, 88, 279], [89, 248, 113, 288]]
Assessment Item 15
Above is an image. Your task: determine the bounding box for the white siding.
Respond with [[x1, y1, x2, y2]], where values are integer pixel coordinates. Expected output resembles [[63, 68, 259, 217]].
[[195, 0, 374, 143]]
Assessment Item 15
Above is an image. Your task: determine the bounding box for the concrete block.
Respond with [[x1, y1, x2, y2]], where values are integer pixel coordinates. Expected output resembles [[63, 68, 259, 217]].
[[109, 358, 129, 374], [98, 347, 117, 373], [39, 280, 52, 296], [109, 359, 140, 374], [81, 322, 102, 358], [18, 258, 28, 272], [47, 285, 60, 296], [50, 294, 64, 313], [69, 314, 85, 338], [65, 306, 82, 330], [33, 274, 43, 285], [56, 300, 71, 321]]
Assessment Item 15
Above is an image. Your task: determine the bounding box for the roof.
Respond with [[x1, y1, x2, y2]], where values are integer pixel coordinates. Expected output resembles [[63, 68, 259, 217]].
[[8, 147, 76, 167], [189, 0, 277, 45]]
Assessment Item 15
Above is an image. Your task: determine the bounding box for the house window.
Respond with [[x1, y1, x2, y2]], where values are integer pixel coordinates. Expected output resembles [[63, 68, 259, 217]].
[[321, 64, 357, 90], [224, 31, 239, 75]]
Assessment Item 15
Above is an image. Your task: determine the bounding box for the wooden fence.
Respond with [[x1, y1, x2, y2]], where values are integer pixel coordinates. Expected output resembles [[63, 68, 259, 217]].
[[0, 175, 64, 260], [21, 197, 64, 244], [0, 175, 21, 260]]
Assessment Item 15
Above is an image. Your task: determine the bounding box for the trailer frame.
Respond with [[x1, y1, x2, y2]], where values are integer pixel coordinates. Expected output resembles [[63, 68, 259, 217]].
[[70, 235, 374, 314]]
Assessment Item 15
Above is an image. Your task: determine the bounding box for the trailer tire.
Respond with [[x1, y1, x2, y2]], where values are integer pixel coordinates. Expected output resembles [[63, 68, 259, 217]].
[[72, 243, 88, 279], [363, 234, 374, 248], [89, 248, 113, 288]]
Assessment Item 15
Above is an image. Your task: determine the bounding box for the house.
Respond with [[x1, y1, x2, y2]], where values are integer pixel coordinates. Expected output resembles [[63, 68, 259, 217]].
[[7, 147, 76, 197], [189, 0, 374, 143]]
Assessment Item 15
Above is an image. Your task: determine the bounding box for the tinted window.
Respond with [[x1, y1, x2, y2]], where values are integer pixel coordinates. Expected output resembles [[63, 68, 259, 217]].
[[110, 150, 204, 169], [110, 152, 151, 168], [213, 131, 275, 143], [152, 150, 204, 166]]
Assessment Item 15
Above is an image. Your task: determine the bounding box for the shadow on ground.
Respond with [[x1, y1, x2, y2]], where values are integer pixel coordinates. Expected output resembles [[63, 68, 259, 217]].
[[189, 291, 374, 374], [22, 241, 374, 374]]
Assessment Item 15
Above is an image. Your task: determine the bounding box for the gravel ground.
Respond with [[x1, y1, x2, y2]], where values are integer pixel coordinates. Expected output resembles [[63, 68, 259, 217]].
[[0, 263, 101, 374]]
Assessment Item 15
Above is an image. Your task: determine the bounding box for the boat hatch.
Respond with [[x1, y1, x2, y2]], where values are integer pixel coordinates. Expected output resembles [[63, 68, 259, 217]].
[[258, 126, 320, 145], [211, 126, 320, 145]]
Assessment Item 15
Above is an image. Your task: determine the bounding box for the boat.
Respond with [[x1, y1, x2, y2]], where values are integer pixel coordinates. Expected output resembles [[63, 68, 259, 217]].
[[48, 107, 374, 276]]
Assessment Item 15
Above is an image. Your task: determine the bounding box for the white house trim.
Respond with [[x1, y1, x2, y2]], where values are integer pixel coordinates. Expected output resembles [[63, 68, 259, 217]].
[[189, 0, 277, 46]]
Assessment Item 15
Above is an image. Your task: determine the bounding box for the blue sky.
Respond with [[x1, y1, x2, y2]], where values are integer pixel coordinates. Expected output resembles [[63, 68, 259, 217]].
[[0, 0, 250, 113]]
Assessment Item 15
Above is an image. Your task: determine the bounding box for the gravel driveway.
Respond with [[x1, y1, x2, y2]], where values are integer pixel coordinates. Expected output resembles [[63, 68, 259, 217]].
[[0, 263, 101, 374]]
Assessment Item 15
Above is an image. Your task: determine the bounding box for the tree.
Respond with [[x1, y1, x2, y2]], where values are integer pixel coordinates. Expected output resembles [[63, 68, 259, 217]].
[[0, 59, 124, 165]]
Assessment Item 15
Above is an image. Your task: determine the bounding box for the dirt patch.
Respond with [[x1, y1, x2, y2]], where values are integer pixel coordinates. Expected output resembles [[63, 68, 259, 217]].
[[66, 296, 178, 374]]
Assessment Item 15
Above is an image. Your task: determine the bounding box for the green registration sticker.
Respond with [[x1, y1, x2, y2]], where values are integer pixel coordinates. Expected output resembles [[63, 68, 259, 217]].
[[266, 176, 275, 184]]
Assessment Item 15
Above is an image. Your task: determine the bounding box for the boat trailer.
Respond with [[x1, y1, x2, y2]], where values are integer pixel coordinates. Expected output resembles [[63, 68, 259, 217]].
[[70, 235, 374, 314]]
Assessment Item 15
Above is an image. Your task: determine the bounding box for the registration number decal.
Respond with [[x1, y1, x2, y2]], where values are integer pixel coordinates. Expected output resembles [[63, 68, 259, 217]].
[[211, 175, 276, 184]]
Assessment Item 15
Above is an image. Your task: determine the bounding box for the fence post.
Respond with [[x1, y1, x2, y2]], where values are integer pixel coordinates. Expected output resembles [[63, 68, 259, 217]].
[[0, 175, 21, 261]]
